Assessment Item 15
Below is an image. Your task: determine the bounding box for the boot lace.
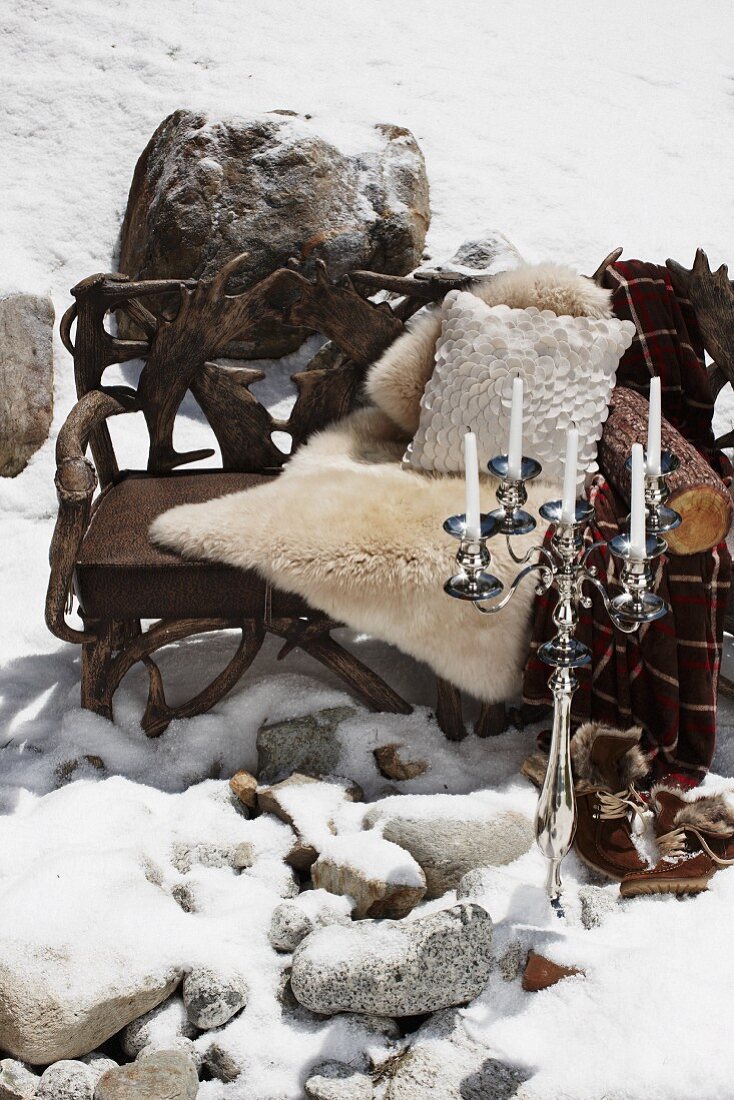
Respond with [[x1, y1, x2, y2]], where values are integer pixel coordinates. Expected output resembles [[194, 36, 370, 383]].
[[576, 783, 648, 826], [657, 825, 734, 867]]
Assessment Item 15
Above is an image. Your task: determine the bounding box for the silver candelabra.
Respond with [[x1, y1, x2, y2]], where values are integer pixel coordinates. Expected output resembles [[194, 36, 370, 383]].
[[443, 450, 681, 907]]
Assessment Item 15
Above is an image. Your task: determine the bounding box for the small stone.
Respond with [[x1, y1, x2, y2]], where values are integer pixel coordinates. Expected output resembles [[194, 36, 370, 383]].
[[36, 1061, 94, 1100], [305, 1060, 373, 1100], [171, 842, 237, 873], [137, 1038, 201, 1073], [77, 1057, 117, 1087], [291, 903, 492, 1017], [203, 1042, 241, 1083], [257, 707, 356, 783], [579, 884, 617, 929], [521, 951, 583, 993], [94, 1052, 198, 1100], [373, 744, 428, 782], [121, 996, 198, 1059], [364, 795, 533, 898], [229, 770, 258, 811], [182, 967, 248, 1029], [312, 835, 426, 919], [0, 293, 54, 477], [286, 837, 319, 871], [456, 867, 492, 902], [232, 840, 255, 869], [497, 940, 525, 983], [171, 884, 197, 913], [269, 903, 315, 953], [0, 1058, 38, 1100], [340, 1014, 401, 1042]]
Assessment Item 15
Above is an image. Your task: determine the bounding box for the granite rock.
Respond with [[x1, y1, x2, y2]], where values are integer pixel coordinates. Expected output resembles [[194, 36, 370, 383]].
[[121, 995, 198, 1058], [257, 707, 355, 783], [77, 1058, 117, 1088], [311, 835, 426, 919], [269, 891, 353, 953], [0, 293, 54, 477], [305, 1061, 373, 1100], [94, 1052, 198, 1100], [118, 111, 429, 357], [291, 903, 492, 1017], [36, 1061, 94, 1100], [182, 967, 247, 1029], [579, 884, 617, 929], [0, 1059, 38, 1100]]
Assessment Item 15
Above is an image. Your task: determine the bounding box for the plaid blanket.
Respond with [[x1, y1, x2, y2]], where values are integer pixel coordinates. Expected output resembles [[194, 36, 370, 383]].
[[523, 261, 732, 786]]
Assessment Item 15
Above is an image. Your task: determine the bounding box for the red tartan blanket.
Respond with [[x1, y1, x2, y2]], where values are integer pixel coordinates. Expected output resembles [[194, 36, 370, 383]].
[[523, 261, 732, 786]]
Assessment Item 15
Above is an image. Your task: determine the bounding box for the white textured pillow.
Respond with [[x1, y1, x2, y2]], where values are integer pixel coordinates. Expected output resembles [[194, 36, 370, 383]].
[[404, 290, 636, 484]]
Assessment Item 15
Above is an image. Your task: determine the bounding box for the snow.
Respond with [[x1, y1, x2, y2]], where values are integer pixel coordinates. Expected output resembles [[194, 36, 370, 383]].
[[4, 2, 734, 1098]]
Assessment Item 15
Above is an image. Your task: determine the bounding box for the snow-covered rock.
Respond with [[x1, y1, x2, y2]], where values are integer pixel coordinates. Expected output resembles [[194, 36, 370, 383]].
[[76, 1056, 116, 1088], [383, 1010, 527, 1099], [364, 793, 534, 897], [203, 1042, 241, 1083], [290, 903, 492, 1017], [35, 1061, 94, 1100], [269, 890, 353, 953], [0, 1058, 38, 1100], [312, 834, 426, 919], [258, 773, 363, 870], [257, 707, 356, 783], [182, 966, 247, 1029], [118, 110, 430, 357], [579, 884, 617, 929], [0, 293, 54, 478], [372, 744, 428, 782], [120, 996, 197, 1059], [0, 943, 181, 1065], [94, 1052, 198, 1100], [304, 1061, 373, 1100]]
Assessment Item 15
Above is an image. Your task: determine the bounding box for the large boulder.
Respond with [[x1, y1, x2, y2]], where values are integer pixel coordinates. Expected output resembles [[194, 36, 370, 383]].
[[290, 903, 492, 1018], [0, 293, 54, 477], [118, 110, 430, 357], [364, 794, 534, 898]]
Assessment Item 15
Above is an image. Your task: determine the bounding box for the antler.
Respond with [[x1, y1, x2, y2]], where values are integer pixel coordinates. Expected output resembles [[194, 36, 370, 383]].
[[666, 249, 734, 406], [588, 247, 623, 285]]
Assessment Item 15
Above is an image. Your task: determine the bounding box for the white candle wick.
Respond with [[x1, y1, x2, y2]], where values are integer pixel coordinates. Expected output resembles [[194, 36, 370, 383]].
[[646, 376, 662, 476], [629, 442, 647, 559], [560, 427, 579, 525], [507, 375, 524, 481], [464, 432, 481, 540]]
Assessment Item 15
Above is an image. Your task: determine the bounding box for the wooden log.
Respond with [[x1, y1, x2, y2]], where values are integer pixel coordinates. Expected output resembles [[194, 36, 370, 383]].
[[598, 387, 732, 555]]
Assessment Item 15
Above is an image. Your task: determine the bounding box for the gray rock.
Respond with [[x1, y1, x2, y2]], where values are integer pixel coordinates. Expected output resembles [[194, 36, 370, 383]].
[[579, 884, 617, 930], [364, 797, 534, 898], [0, 293, 54, 477], [423, 230, 524, 278], [182, 967, 247, 1029], [118, 111, 430, 357], [36, 1061, 94, 1100], [269, 903, 315, 953], [137, 1039, 201, 1073], [77, 1058, 117, 1088], [305, 1061, 373, 1100], [93, 1052, 198, 1100], [496, 940, 525, 983], [121, 995, 198, 1058], [291, 903, 492, 1017], [257, 707, 356, 784], [0, 1058, 38, 1100], [456, 867, 493, 903], [0, 945, 181, 1064], [311, 835, 426, 919], [383, 1010, 527, 1099]]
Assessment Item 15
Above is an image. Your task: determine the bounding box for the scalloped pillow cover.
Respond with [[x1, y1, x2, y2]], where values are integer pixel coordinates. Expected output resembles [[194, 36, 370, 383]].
[[404, 289, 636, 485]]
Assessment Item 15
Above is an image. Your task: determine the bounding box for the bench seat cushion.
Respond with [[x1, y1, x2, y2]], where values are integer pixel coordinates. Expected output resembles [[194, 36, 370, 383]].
[[75, 471, 308, 621]]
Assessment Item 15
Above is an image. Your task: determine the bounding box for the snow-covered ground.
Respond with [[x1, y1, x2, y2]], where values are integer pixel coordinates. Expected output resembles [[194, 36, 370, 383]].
[[4, 2, 734, 1098]]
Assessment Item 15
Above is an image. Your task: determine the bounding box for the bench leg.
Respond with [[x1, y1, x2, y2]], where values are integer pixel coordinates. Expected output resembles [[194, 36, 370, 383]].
[[435, 677, 466, 741], [474, 700, 508, 738], [80, 621, 116, 720]]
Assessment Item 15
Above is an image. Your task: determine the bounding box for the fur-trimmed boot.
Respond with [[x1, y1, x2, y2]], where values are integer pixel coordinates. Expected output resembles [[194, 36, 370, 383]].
[[620, 786, 734, 897], [571, 722, 651, 880]]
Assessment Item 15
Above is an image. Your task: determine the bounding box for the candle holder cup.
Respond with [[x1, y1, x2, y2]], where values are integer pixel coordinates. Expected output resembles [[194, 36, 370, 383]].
[[442, 452, 680, 911], [626, 449, 682, 536]]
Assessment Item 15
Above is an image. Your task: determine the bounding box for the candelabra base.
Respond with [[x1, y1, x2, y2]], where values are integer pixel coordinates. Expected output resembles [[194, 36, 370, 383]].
[[444, 573, 504, 602]]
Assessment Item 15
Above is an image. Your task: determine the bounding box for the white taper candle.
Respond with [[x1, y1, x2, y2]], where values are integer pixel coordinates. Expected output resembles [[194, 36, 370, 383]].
[[560, 427, 579, 525], [464, 432, 481, 540], [507, 376, 524, 480], [629, 442, 647, 559], [646, 376, 661, 476]]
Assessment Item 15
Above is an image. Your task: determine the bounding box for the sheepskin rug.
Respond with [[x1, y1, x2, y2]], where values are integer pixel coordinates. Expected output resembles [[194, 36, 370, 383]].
[[152, 264, 607, 702], [151, 407, 552, 702]]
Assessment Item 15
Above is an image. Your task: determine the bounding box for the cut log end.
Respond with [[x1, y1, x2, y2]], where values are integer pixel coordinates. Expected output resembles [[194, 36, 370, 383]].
[[665, 485, 733, 555]]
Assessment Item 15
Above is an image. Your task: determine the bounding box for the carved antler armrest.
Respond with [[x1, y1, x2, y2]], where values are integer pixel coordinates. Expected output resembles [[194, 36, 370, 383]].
[[46, 389, 137, 643]]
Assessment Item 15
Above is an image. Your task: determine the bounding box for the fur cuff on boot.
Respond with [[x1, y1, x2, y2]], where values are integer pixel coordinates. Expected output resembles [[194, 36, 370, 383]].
[[571, 722, 649, 789], [658, 787, 734, 838]]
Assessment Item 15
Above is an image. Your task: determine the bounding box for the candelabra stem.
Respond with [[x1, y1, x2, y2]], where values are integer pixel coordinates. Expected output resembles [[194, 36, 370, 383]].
[[535, 664, 578, 907]]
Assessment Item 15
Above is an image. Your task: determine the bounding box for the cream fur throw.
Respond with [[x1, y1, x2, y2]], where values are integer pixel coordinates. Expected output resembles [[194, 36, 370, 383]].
[[365, 263, 614, 436], [151, 408, 552, 702]]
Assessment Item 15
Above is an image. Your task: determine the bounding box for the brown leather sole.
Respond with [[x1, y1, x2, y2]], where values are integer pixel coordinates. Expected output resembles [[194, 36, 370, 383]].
[[620, 873, 712, 898]]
